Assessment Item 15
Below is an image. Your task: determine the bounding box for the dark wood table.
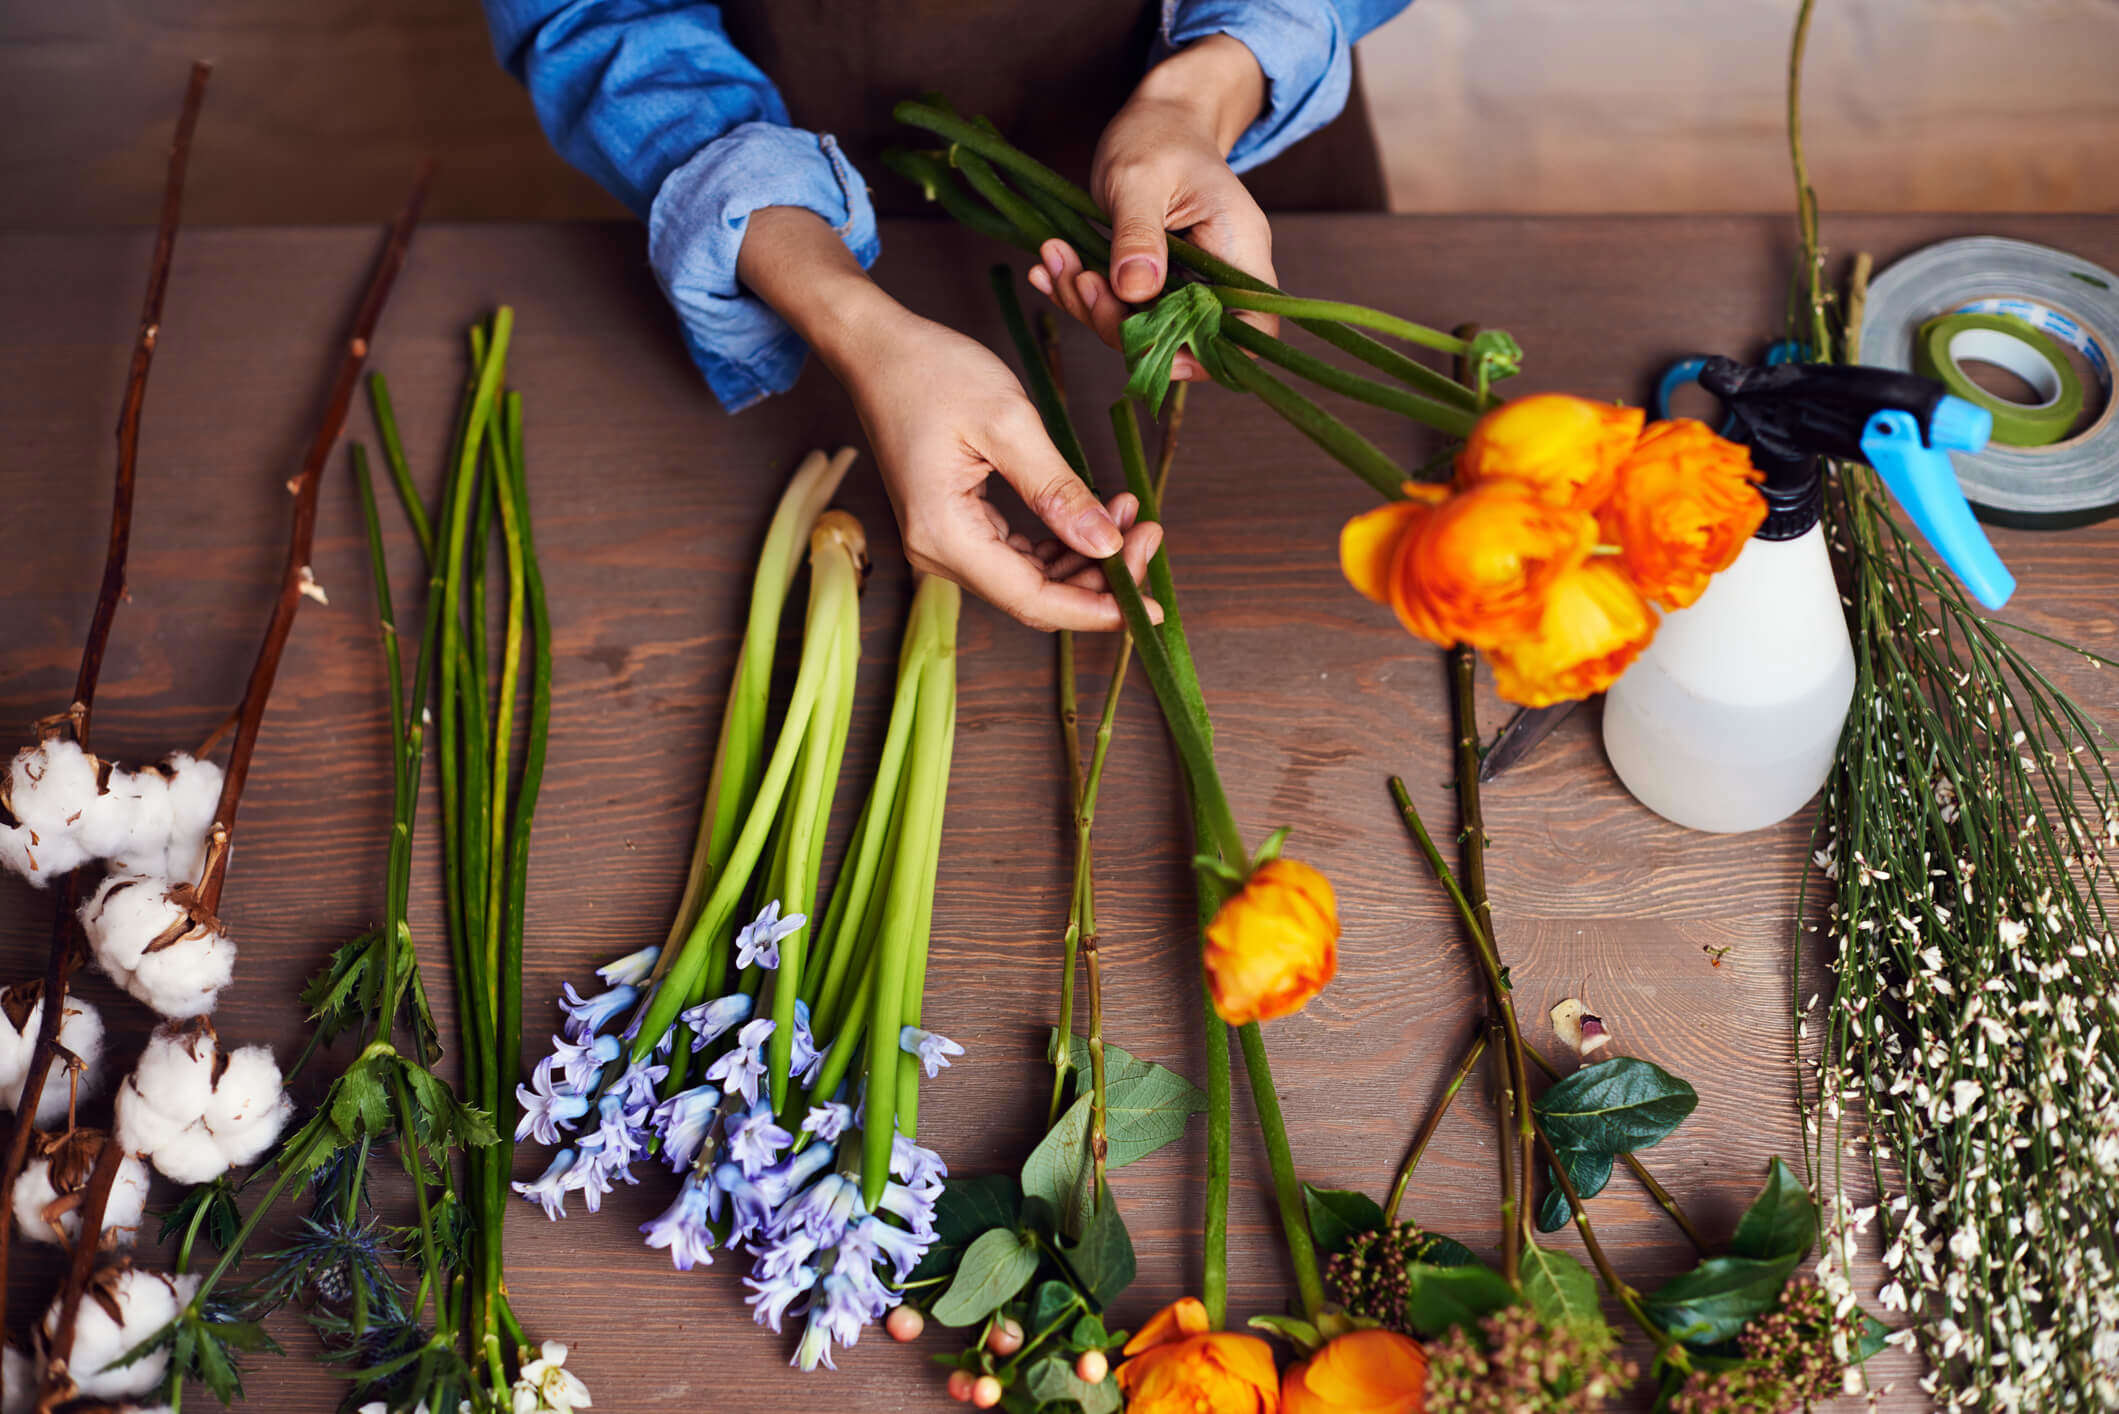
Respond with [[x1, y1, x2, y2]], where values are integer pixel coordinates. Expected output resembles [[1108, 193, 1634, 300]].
[[4, 213, 2114, 1411]]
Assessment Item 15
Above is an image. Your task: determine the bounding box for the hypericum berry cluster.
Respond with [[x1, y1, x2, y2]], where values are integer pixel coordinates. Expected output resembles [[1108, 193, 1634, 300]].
[[1423, 1307, 1634, 1413], [1326, 1223, 1460, 1334], [1667, 1280, 1865, 1413]]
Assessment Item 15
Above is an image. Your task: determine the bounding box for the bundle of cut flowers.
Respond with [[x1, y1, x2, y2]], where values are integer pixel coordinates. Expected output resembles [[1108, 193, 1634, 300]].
[[513, 452, 966, 1374]]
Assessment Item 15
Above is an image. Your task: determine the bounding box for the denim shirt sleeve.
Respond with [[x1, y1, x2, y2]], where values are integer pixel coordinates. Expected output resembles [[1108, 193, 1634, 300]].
[[1162, 0, 1413, 171], [484, 0, 878, 410]]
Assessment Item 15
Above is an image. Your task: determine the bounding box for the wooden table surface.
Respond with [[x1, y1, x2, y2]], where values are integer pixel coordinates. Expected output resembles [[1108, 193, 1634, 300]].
[[4, 212, 2115, 1411]]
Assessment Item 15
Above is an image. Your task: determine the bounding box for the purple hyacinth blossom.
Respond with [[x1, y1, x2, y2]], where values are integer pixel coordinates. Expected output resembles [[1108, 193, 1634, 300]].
[[727, 1100, 794, 1178], [515, 1063, 591, 1146], [746, 1261, 818, 1336], [770, 1170, 862, 1247], [845, 1214, 930, 1284], [752, 1227, 821, 1284], [898, 1026, 963, 1079], [801, 1100, 854, 1144], [560, 981, 637, 1040], [890, 1133, 949, 1188], [552, 1031, 621, 1093], [596, 944, 660, 988], [640, 1170, 720, 1272], [681, 992, 755, 1053], [513, 1148, 577, 1220], [611, 1056, 670, 1112], [703, 1018, 774, 1107], [589, 1093, 649, 1182], [716, 1162, 774, 1246], [650, 1085, 723, 1173], [733, 900, 806, 972], [793, 1270, 879, 1371], [876, 1180, 939, 1239], [789, 1000, 822, 1084], [831, 1240, 899, 1318]]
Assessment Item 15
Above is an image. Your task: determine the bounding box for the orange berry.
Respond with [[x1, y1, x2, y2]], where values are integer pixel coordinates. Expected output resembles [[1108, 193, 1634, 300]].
[[971, 1374, 1004, 1409]]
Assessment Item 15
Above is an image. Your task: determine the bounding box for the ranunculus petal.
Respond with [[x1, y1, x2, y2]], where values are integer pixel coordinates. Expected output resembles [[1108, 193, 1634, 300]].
[[1457, 394, 1645, 510], [1301, 1329, 1428, 1411], [1124, 1296, 1214, 1356], [1600, 418, 1764, 610], [1489, 561, 1657, 707], [1340, 500, 1429, 607], [1205, 860, 1339, 1026]]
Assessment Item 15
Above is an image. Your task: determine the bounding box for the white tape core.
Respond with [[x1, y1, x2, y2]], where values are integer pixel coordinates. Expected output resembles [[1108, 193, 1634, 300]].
[[1947, 326, 2066, 409]]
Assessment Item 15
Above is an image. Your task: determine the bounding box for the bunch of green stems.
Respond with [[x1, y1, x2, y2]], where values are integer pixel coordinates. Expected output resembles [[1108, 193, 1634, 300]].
[[988, 271, 1322, 1328], [372, 309, 552, 1381], [888, 101, 1516, 505]]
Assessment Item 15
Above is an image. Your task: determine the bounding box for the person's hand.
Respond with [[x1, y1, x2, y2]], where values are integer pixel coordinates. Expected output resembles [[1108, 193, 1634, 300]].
[[1029, 33, 1280, 377], [737, 206, 1163, 632]]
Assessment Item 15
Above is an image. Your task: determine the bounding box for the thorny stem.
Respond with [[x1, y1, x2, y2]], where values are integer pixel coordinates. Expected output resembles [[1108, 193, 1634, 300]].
[[197, 161, 432, 912], [1, 65, 210, 1354], [1384, 1026, 1488, 1225]]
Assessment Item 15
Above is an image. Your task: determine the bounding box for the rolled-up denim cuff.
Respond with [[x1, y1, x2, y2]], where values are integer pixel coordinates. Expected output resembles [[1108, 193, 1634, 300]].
[[1160, 0, 1352, 172]]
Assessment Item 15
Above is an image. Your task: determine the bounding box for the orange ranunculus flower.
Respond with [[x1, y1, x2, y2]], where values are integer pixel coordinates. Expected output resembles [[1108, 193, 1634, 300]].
[[1118, 1297, 1281, 1414], [1487, 560, 1657, 708], [1395, 482, 1597, 649], [1204, 859, 1339, 1026], [1599, 418, 1766, 610], [1456, 394, 1646, 510], [1282, 1330, 1429, 1414]]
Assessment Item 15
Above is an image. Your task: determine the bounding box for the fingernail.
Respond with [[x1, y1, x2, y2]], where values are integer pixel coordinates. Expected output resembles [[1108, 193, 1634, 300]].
[[1043, 245, 1066, 277], [1077, 508, 1123, 558], [1078, 279, 1099, 312], [1028, 267, 1051, 295], [1113, 257, 1158, 297]]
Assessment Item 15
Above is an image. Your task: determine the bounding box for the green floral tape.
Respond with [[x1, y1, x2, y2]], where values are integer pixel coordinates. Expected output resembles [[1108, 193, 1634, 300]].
[[1914, 311, 2083, 448]]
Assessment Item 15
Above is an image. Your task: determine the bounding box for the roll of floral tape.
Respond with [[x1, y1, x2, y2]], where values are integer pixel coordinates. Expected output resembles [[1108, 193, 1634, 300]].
[[1860, 236, 2119, 529], [1914, 311, 2084, 448]]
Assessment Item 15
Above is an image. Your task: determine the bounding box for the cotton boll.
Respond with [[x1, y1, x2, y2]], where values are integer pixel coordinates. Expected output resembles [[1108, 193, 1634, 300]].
[[9, 1160, 62, 1246], [2, 741, 100, 838], [141, 1126, 228, 1185], [0, 828, 31, 887], [208, 1096, 291, 1170], [79, 874, 185, 976], [104, 767, 176, 878], [113, 1079, 188, 1157], [161, 755, 221, 886], [0, 827, 88, 889], [1, 1344, 29, 1414], [9, 1145, 148, 1247], [199, 1047, 279, 1133], [127, 1026, 216, 1125], [127, 927, 236, 1019], [0, 990, 37, 1101], [45, 1268, 192, 1400], [20, 997, 103, 1126]]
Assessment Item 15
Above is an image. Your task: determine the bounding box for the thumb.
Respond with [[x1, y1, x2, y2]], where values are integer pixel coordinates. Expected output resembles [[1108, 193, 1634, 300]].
[[1105, 165, 1173, 305], [988, 406, 1123, 560]]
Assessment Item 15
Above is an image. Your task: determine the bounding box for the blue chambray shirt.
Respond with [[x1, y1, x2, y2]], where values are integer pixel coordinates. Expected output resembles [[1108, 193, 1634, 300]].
[[484, 0, 1410, 411]]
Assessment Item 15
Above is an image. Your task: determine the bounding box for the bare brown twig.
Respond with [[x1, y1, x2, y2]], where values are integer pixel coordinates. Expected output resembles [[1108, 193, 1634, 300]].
[[197, 160, 433, 912]]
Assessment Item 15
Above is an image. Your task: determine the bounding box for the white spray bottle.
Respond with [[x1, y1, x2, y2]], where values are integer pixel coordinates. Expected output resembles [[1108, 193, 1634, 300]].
[[1603, 356, 2013, 833]]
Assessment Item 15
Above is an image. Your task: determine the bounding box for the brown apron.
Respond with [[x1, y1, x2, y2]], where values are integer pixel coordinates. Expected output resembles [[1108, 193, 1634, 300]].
[[720, 1, 1388, 217]]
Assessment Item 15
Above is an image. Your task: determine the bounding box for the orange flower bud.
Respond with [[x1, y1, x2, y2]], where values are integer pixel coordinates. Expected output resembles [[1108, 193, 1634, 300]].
[[1487, 560, 1657, 707], [1282, 1330, 1429, 1414], [1395, 483, 1597, 648], [1457, 394, 1645, 510], [1204, 859, 1339, 1026], [1118, 1298, 1281, 1414], [1599, 418, 1766, 609]]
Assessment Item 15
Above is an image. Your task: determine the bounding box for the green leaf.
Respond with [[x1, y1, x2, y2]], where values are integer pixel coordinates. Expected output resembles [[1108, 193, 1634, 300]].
[[1856, 1313, 1892, 1361], [1402, 1262, 1518, 1339], [1068, 1311, 1111, 1353], [1058, 1184, 1136, 1311], [932, 1228, 1041, 1327], [1052, 1033, 1159, 1094], [1302, 1183, 1386, 1257], [1520, 1243, 1607, 1345], [1098, 1063, 1206, 1168], [1247, 1313, 1322, 1349], [1533, 1057, 1698, 1153], [1729, 1158, 1817, 1264], [1120, 284, 1225, 414], [1030, 1279, 1080, 1336], [1025, 1353, 1122, 1414], [1642, 1254, 1801, 1348], [1406, 1230, 1479, 1268], [328, 1060, 392, 1142], [157, 1180, 242, 1252], [1021, 1096, 1091, 1223], [916, 1173, 1025, 1284], [1535, 1147, 1615, 1232]]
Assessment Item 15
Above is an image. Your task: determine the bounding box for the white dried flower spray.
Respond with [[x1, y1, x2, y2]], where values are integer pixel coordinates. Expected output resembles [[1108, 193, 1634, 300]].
[[9, 1131, 149, 1247], [0, 983, 102, 1126], [39, 1265, 196, 1400], [78, 872, 236, 1018], [114, 1021, 289, 1184], [1, 1345, 30, 1414]]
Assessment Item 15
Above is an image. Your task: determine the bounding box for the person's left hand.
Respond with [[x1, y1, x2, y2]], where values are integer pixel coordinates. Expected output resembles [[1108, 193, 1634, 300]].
[[1029, 32, 1280, 380]]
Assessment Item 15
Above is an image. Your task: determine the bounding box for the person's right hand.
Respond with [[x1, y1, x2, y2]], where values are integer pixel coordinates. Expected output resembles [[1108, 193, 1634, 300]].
[[738, 204, 1163, 633], [837, 301, 1164, 632]]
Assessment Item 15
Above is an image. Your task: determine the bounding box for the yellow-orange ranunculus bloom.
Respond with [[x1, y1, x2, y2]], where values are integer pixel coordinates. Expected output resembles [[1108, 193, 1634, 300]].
[[1456, 394, 1646, 510], [1487, 560, 1657, 708], [1396, 482, 1597, 648], [1599, 418, 1766, 610], [1282, 1330, 1429, 1414], [1204, 859, 1339, 1026], [1118, 1297, 1281, 1414]]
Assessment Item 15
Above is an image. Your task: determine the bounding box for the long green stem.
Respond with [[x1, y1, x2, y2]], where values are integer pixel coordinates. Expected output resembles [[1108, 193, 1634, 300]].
[[1385, 1027, 1488, 1224], [1210, 287, 1470, 358], [1235, 1021, 1326, 1320], [1215, 355, 1410, 499], [1220, 318, 1481, 429], [1049, 629, 1083, 1125]]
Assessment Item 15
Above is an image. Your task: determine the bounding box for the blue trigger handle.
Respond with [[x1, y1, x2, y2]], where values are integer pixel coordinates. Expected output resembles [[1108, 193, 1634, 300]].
[[1859, 402, 2016, 610]]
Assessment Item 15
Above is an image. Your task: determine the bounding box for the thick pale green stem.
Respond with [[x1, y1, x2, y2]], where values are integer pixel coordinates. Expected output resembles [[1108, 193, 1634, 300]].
[[1236, 1021, 1326, 1321]]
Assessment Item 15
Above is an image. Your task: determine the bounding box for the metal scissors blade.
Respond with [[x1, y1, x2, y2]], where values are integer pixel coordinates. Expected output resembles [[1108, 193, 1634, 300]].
[[1478, 701, 1582, 782]]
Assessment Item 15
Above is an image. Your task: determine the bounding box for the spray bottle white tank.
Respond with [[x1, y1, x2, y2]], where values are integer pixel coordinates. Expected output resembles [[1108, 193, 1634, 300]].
[[1600, 356, 2012, 834]]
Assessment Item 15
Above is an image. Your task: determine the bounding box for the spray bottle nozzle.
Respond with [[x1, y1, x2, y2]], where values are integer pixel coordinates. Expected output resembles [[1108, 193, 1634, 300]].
[[1686, 357, 2014, 610]]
